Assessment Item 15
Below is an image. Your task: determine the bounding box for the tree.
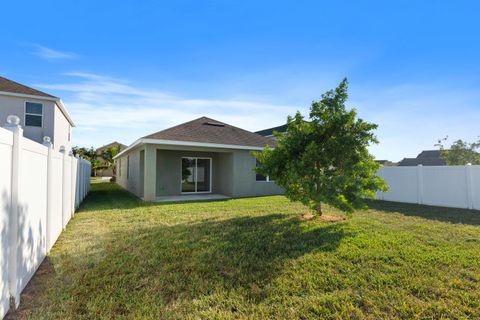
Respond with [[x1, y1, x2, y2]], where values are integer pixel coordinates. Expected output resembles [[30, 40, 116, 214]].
[[254, 78, 387, 215], [435, 136, 480, 165], [100, 146, 120, 176], [72, 146, 96, 161], [72, 146, 102, 176]]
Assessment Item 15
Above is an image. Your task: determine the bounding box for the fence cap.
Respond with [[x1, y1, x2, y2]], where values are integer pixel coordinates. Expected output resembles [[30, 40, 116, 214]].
[[6, 115, 20, 126]]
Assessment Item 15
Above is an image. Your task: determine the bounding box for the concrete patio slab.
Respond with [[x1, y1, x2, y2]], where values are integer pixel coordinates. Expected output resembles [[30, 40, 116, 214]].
[[155, 194, 230, 203]]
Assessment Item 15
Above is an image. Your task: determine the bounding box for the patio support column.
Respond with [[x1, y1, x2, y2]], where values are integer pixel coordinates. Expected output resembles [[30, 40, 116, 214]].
[[143, 145, 157, 201]]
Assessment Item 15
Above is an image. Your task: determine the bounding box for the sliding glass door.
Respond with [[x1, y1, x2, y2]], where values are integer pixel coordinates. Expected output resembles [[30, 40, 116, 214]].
[[181, 157, 212, 193]]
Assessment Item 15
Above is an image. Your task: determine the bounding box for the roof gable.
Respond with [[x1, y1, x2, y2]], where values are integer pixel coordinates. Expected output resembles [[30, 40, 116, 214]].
[[0, 76, 57, 98], [143, 117, 276, 148]]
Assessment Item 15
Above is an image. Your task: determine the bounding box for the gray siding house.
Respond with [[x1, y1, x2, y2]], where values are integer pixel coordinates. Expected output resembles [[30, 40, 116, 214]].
[[115, 117, 283, 201], [0, 76, 75, 151]]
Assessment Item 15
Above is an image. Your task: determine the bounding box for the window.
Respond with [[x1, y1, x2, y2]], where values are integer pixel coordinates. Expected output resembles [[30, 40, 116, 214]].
[[25, 102, 43, 127], [255, 159, 273, 182], [127, 156, 130, 179], [181, 157, 212, 193]]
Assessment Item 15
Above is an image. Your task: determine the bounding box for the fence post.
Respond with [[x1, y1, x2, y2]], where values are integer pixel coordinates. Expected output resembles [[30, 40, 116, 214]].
[[465, 163, 474, 209], [417, 164, 423, 205], [79, 160, 83, 203], [4, 116, 22, 307], [43, 137, 54, 252], [59, 146, 68, 230], [70, 152, 76, 217]]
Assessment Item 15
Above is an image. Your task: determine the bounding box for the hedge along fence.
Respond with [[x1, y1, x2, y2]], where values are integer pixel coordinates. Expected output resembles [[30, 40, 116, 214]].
[[377, 165, 480, 210], [0, 118, 91, 318]]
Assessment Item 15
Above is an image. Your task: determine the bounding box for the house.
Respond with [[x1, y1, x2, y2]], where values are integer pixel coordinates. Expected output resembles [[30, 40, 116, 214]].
[[398, 150, 446, 166], [255, 124, 288, 138], [114, 117, 283, 201], [0, 76, 74, 150], [375, 160, 397, 166], [95, 141, 127, 177]]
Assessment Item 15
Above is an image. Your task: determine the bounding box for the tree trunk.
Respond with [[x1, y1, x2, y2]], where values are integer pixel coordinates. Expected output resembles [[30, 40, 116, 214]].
[[315, 203, 322, 216]]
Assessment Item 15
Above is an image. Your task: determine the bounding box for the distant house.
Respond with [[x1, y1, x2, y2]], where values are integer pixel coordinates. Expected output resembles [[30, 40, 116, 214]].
[[255, 124, 288, 138], [96, 141, 126, 177], [375, 160, 397, 166], [0, 76, 74, 151], [114, 117, 282, 201], [398, 150, 446, 166]]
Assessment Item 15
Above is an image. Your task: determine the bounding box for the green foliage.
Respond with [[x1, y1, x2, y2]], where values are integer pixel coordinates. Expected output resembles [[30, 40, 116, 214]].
[[100, 146, 120, 175], [435, 136, 480, 165], [72, 146, 96, 162], [254, 78, 387, 214], [72, 146, 101, 172]]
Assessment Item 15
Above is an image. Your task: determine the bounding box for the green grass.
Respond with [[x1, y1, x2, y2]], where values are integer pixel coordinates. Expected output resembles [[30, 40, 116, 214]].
[[9, 182, 480, 319]]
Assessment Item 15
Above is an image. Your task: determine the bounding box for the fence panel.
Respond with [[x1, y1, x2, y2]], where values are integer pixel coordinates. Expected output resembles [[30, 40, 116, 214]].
[[16, 139, 48, 298], [422, 166, 469, 208], [71, 158, 78, 213], [62, 155, 72, 229], [378, 165, 480, 210], [378, 166, 418, 203], [47, 151, 64, 252], [0, 121, 91, 319], [471, 166, 480, 210], [0, 129, 13, 318]]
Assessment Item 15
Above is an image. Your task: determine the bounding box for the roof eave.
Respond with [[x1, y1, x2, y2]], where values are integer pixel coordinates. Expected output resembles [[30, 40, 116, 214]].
[[113, 138, 270, 160]]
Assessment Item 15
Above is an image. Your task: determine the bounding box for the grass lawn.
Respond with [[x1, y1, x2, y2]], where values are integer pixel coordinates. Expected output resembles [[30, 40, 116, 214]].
[[8, 181, 480, 319]]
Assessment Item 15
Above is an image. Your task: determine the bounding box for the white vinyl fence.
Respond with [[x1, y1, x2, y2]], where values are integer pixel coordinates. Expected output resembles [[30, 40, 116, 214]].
[[377, 165, 480, 210], [0, 121, 90, 318]]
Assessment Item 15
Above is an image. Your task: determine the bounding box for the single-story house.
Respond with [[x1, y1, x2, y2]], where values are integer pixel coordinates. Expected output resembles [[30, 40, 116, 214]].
[[398, 150, 446, 166], [95, 141, 127, 177], [114, 117, 283, 201], [255, 123, 288, 138]]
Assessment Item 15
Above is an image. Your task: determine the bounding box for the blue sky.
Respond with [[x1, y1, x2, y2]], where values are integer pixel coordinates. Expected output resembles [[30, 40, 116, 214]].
[[1, 1, 479, 161]]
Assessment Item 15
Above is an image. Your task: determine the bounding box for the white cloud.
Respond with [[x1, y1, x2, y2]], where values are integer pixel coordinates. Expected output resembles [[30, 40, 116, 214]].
[[36, 72, 298, 147], [22, 43, 79, 61], [36, 72, 480, 162]]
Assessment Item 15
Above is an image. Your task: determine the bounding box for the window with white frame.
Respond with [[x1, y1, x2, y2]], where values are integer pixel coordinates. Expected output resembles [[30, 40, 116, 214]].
[[25, 102, 43, 127], [255, 158, 273, 182]]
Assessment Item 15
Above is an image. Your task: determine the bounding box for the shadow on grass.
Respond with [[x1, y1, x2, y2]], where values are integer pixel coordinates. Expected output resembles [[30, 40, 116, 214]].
[[366, 200, 480, 226], [61, 213, 352, 316]]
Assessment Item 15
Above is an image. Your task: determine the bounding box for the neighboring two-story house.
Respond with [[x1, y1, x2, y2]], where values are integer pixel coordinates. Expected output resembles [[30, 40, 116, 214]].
[[0, 76, 75, 151]]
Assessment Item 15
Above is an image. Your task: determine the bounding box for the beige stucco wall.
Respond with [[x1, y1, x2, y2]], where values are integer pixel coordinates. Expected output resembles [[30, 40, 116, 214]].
[[116, 144, 283, 200], [53, 103, 72, 151], [0, 95, 71, 151], [231, 150, 283, 198], [116, 147, 144, 198]]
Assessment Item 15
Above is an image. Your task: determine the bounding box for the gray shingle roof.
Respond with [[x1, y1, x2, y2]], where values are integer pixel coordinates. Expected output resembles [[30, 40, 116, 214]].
[[417, 150, 441, 159], [0, 76, 57, 98], [143, 117, 277, 148], [398, 150, 446, 166], [255, 124, 288, 136]]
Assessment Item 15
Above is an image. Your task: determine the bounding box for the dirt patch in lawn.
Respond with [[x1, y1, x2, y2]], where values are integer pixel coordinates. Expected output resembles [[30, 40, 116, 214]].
[[299, 212, 345, 222]]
